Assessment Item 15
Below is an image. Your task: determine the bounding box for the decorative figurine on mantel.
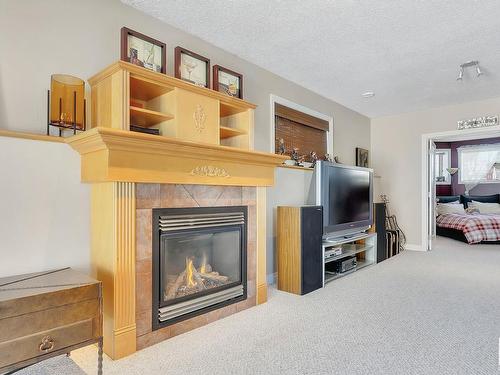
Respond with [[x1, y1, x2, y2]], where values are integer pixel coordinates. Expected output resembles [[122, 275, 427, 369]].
[[277, 138, 286, 155], [309, 151, 318, 167], [324, 154, 333, 162], [291, 147, 300, 165], [333, 156, 341, 164]]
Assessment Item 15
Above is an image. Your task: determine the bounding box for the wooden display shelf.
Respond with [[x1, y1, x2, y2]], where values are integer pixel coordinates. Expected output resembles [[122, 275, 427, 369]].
[[130, 75, 173, 101], [219, 126, 247, 139], [220, 102, 249, 117], [278, 164, 314, 171], [67, 127, 288, 186], [130, 106, 173, 128]]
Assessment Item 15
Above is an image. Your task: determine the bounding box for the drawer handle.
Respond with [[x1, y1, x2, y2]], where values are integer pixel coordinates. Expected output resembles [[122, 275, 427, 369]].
[[39, 336, 55, 352]]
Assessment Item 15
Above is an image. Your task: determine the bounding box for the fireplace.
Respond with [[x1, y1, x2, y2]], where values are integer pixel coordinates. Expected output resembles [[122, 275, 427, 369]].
[[152, 206, 247, 329]]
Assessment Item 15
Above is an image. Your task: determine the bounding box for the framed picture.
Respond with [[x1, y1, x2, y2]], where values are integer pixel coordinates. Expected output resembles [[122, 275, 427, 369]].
[[174, 47, 210, 88], [213, 65, 243, 99], [121, 27, 166, 74], [356, 147, 369, 168]]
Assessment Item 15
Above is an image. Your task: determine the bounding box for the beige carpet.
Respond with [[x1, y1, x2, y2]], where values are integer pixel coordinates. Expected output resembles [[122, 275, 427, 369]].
[[68, 236, 500, 375]]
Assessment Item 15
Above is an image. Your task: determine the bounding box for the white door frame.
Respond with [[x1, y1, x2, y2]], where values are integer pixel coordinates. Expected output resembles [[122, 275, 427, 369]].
[[421, 125, 500, 250], [269, 94, 334, 154]]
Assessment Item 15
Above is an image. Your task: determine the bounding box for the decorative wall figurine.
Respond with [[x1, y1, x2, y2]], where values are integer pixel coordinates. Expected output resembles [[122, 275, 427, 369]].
[[277, 138, 286, 155], [291, 147, 300, 165], [309, 151, 318, 167]]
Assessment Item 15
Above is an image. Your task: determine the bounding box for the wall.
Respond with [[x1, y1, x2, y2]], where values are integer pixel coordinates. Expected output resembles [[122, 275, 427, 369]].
[[0, 0, 370, 280], [371, 97, 500, 249], [436, 137, 500, 196], [0, 137, 90, 277]]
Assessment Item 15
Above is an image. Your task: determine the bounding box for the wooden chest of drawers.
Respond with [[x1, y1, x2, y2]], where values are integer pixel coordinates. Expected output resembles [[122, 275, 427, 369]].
[[0, 268, 102, 374]]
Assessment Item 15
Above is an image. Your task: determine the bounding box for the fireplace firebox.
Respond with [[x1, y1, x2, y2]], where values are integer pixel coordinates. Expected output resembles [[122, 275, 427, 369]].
[[152, 206, 247, 329]]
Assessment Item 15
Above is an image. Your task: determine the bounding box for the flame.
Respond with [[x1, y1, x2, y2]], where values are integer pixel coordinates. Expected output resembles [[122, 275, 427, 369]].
[[199, 253, 207, 274], [185, 258, 196, 287]]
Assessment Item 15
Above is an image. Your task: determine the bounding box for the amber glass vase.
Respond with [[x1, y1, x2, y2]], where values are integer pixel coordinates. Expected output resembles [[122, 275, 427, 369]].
[[50, 74, 85, 129]]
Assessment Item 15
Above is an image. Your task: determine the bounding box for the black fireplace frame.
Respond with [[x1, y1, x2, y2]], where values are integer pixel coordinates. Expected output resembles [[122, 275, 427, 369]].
[[152, 206, 247, 330]]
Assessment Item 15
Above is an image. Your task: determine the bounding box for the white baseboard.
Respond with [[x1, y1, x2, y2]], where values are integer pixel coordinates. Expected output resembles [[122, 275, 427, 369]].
[[267, 272, 277, 286], [405, 243, 425, 251]]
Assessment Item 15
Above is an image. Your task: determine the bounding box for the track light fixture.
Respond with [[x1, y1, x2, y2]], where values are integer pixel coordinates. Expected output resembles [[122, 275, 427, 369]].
[[457, 60, 483, 81]]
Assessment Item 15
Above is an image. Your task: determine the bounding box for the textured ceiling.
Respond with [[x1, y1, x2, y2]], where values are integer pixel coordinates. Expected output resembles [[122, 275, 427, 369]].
[[122, 0, 500, 118]]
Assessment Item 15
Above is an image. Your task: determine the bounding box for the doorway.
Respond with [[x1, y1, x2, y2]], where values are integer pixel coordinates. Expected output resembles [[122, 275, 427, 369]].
[[421, 125, 500, 250]]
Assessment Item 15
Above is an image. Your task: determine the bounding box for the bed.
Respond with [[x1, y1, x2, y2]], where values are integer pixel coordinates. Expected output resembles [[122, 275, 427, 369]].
[[436, 194, 500, 244]]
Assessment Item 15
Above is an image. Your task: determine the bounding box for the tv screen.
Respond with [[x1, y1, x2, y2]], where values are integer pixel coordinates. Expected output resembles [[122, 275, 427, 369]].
[[328, 167, 371, 226], [313, 162, 373, 238]]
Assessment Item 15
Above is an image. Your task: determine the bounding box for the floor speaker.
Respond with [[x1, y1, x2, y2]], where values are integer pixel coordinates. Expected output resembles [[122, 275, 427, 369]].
[[277, 206, 323, 295]]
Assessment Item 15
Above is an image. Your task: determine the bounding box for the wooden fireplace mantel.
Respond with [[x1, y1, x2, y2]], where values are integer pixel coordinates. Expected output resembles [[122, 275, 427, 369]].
[[67, 127, 287, 186], [64, 62, 286, 360]]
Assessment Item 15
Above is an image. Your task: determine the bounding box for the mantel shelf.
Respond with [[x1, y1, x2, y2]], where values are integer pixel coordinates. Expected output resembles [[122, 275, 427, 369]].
[[67, 127, 287, 186]]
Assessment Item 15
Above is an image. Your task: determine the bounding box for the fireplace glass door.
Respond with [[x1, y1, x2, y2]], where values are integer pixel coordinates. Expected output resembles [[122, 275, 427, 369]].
[[160, 226, 243, 306]]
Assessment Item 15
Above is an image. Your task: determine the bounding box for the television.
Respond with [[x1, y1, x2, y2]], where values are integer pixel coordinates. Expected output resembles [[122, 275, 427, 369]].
[[311, 161, 373, 240]]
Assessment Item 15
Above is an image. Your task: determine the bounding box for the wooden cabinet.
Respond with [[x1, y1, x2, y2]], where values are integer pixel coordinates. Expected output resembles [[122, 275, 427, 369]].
[[0, 268, 103, 374], [89, 61, 255, 150]]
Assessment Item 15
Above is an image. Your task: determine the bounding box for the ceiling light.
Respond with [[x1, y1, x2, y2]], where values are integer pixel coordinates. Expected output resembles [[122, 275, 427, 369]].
[[362, 91, 375, 98], [457, 60, 483, 81]]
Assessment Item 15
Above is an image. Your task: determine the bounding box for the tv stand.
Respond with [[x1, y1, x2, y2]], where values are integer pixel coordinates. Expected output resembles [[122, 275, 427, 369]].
[[322, 232, 377, 285]]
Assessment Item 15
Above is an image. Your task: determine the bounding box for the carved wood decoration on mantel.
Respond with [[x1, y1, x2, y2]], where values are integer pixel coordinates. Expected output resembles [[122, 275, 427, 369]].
[[67, 127, 287, 186]]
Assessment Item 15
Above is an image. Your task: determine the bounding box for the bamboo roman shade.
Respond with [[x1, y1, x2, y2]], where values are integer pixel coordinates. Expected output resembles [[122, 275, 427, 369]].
[[274, 103, 328, 159]]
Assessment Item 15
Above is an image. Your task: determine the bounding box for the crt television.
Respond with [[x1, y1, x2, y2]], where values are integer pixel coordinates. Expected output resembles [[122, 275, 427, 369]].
[[312, 161, 373, 239]]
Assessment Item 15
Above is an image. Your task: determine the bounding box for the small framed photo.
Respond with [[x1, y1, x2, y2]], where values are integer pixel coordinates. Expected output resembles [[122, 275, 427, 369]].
[[121, 27, 166, 74], [213, 65, 243, 99], [174, 47, 210, 88], [356, 147, 369, 168]]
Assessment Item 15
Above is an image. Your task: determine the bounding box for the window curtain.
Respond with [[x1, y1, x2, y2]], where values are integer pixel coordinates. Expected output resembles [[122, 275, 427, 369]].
[[458, 144, 500, 194]]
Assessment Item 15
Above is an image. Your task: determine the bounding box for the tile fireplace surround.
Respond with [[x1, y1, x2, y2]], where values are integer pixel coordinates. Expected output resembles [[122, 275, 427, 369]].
[[135, 183, 257, 350]]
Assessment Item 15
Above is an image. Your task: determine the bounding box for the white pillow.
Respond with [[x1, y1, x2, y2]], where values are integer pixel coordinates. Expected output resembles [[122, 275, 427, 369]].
[[436, 203, 466, 216], [468, 201, 500, 214]]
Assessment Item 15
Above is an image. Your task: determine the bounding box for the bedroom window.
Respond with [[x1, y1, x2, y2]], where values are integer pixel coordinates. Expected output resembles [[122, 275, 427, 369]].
[[458, 144, 500, 184], [434, 149, 451, 185]]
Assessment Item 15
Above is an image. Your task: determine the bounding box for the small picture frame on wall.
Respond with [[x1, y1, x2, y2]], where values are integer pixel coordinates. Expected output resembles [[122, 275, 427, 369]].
[[213, 65, 243, 99], [356, 147, 369, 168], [121, 27, 166, 74], [174, 47, 210, 88]]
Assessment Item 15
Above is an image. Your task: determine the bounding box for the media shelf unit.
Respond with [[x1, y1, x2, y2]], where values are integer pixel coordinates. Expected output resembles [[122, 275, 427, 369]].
[[323, 232, 377, 285], [88, 61, 254, 150]]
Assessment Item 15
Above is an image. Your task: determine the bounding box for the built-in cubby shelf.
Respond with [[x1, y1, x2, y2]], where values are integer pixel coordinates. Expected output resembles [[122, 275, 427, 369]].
[[130, 106, 174, 128], [89, 61, 256, 150], [130, 75, 173, 101], [219, 126, 247, 139]]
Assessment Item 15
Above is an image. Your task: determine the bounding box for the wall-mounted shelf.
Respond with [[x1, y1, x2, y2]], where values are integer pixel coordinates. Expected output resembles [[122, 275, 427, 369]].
[[278, 164, 314, 171], [130, 106, 174, 128]]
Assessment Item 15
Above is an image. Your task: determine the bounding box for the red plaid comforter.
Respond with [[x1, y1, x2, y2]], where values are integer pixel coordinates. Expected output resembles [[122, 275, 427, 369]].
[[436, 213, 500, 244]]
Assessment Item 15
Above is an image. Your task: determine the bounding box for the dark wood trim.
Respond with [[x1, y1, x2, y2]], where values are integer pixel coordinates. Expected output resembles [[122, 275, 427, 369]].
[[275, 103, 329, 131], [120, 27, 167, 74], [174, 46, 211, 88], [212, 65, 243, 99]]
